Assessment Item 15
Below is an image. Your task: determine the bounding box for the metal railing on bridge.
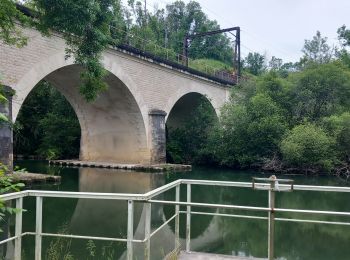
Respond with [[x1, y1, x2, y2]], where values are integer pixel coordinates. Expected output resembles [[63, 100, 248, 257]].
[[16, 4, 239, 87], [1, 178, 350, 260], [110, 25, 239, 86]]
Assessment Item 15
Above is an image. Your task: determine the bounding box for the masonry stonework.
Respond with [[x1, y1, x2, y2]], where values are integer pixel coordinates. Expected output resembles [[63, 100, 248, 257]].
[[0, 27, 230, 165], [148, 109, 167, 164]]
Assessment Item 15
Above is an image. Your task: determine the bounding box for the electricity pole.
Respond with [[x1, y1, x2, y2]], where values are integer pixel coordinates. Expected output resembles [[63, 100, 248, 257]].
[[183, 27, 241, 81]]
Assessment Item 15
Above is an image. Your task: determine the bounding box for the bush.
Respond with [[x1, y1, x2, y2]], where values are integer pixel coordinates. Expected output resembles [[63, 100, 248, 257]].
[[322, 112, 350, 161], [280, 123, 336, 171], [219, 93, 287, 166]]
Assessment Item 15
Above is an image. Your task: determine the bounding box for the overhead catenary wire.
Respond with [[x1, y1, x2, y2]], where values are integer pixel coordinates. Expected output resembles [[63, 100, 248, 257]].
[[128, 0, 246, 64], [123, 0, 238, 50], [109, 24, 240, 80]]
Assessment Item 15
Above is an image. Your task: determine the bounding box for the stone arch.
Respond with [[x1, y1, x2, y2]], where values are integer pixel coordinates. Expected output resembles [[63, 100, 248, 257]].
[[11, 51, 148, 123], [12, 52, 150, 164], [163, 86, 221, 120], [165, 92, 218, 130]]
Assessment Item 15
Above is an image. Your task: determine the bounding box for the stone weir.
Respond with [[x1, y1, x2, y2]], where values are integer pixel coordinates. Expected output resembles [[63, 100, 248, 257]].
[[11, 172, 61, 185], [49, 160, 192, 172]]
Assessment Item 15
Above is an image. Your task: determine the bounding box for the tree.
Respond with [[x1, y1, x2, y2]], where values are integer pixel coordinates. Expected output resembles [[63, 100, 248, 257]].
[[269, 56, 283, 71], [125, 0, 234, 65], [280, 123, 336, 172], [219, 93, 287, 166], [0, 87, 9, 125], [243, 52, 266, 76], [338, 25, 350, 47], [290, 62, 350, 122], [0, 0, 29, 47], [302, 31, 333, 64], [0, 0, 29, 124], [14, 81, 81, 159], [1, 0, 124, 102], [337, 25, 350, 68], [322, 112, 350, 162], [34, 0, 123, 101], [166, 96, 217, 164]]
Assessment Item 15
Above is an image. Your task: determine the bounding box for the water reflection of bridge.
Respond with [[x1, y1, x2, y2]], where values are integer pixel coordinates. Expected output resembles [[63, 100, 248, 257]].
[[1, 169, 350, 259], [71, 168, 222, 260]]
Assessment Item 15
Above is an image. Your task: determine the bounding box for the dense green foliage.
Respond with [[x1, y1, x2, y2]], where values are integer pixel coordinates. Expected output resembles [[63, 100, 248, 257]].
[[243, 52, 266, 76], [301, 31, 334, 64], [0, 163, 24, 229], [1, 0, 123, 101], [124, 0, 234, 65], [0, 86, 8, 124], [166, 96, 217, 165], [166, 27, 350, 174], [210, 62, 350, 173], [14, 81, 81, 159], [0, 0, 29, 47], [219, 91, 288, 167], [280, 124, 336, 172], [33, 0, 122, 101]]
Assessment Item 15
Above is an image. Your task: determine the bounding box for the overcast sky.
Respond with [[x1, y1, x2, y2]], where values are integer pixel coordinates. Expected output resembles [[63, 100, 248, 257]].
[[123, 0, 350, 62]]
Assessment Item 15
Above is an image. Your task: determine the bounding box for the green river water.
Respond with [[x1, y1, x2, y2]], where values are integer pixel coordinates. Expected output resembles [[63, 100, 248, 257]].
[[1, 160, 350, 260]]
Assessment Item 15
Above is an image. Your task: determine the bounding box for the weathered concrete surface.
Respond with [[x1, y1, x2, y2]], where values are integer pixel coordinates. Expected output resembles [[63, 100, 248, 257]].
[[0, 86, 13, 171], [11, 172, 61, 185], [149, 109, 167, 164], [49, 159, 191, 172], [0, 26, 229, 165]]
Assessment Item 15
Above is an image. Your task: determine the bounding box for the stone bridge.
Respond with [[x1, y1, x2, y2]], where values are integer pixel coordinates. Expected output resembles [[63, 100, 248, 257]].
[[0, 27, 230, 166]]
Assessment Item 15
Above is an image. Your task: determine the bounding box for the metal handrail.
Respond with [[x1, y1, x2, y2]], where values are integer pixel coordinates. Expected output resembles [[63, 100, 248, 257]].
[[0, 178, 350, 260]]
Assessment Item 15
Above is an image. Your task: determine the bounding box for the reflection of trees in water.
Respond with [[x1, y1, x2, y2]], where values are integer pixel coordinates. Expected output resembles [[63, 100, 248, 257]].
[[217, 187, 350, 259], [164, 170, 350, 259]]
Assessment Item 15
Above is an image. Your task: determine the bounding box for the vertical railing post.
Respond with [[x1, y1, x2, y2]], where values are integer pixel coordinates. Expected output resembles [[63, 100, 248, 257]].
[[127, 200, 134, 260], [175, 184, 180, 250], [268, 180, 276, 260], [35, 196, 43, 260], [186, 183, 191, 252], [14, 197, 23, 260], [144, 202, 151, 260]]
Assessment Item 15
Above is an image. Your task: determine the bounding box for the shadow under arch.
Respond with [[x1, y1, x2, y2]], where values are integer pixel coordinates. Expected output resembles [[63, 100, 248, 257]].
[[13, 62, 149, 163], [165, 92, 218, 165], [166, 92, 218, 130]]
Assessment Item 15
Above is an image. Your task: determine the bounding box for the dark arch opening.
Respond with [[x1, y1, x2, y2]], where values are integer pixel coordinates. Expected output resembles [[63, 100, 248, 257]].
[[14, 80, 81, 160], [166, 92, 218, 165]]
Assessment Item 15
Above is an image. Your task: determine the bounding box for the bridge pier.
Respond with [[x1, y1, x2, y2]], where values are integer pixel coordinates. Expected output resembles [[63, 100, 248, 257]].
[[148, 109, 167, 164], [0, 86, 13, 172]]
